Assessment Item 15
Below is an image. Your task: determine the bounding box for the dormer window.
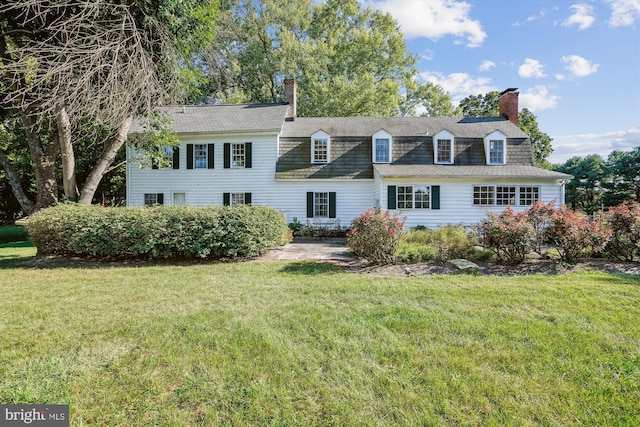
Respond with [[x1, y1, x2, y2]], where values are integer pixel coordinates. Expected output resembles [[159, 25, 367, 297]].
[[372, 130, 393, 163], [484, 130, 507, 165], [433, 130, 455, 164], [311, 130, 330, 164]]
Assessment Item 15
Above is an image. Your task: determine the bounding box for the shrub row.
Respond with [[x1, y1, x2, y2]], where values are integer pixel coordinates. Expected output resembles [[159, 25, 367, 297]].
[[26, 204, 290, 260], [348, 201, 639, 266], [477, 201, 639, 265]]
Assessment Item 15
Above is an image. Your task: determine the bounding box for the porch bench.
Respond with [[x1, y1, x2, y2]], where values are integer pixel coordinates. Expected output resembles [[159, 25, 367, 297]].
[[307, 218, 341, 230]]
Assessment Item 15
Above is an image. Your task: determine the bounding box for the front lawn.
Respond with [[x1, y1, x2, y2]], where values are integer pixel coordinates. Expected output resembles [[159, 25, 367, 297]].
[[1, 246, 639, 425]]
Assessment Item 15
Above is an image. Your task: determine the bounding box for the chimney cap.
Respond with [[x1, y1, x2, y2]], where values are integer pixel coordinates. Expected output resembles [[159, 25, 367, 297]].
[[500, 88, 518, 96]]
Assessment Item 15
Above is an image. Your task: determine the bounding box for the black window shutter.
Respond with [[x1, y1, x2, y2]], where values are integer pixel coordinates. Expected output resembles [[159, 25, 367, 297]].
[[207, 144, 215, 169], [307, 192, 314, 218], [172, 147, 180, 169], [244, 192, 252, 205], [431, 185, 440, 210], [224, 143, 231, 168], [223, 192, 230, 206], [387, 185, 397, 210], [329, 192, 336, 218], [157, 193, 164, 205], [245, 143, 252, 168], [186, 144, 194, 169]]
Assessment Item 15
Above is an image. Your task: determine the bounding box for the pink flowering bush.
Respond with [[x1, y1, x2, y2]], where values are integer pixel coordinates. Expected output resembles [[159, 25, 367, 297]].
[[604, 202, 640, 261], [347, 208, 405, 264], [477, 208, 535, 265], [544, 209, 612, 264]]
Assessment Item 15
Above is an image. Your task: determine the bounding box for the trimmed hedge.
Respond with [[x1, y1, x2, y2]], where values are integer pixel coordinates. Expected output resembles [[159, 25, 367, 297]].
[[26, 204, 289, 260]]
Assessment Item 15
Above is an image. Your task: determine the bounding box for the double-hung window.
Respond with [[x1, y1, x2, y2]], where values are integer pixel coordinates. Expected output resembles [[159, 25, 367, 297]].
[[306, 191, 337, 218], [232, 143, 245, 168], [144, 193, 164, 206], [484, 131, 507, 165], [387, 185, 440, 210], [375, 139, 390, 163], [224, 142, 252, 169], [372, 130, 392, 163], [223, 192, 252, 206], [415, 186, 430, 209], [437, 140, 452, 163], [433, 130, 455, 164], [314, 192, 329, 217], [311, 130, 330, 164], [397, 186, 413, 209], [313, 139, 328, 163], [194, 144, 208, 168], [489, 140, 504, 164]]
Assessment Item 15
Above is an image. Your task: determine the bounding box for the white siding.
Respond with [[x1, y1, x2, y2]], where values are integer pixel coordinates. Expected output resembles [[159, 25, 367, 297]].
[[127, 132, 279, 207], [127, 133, 376, 227], [377, 177, 566, 228], [272, 180, 374, 226]]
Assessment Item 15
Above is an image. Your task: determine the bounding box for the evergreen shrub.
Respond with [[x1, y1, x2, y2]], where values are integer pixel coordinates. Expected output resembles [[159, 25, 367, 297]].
[[26, 204, 289, 260]]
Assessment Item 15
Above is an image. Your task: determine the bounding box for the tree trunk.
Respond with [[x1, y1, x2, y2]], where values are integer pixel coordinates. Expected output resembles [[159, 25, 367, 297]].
[[21, 108, 59, 210], [0, 149, 36, 215], [57, 105, 79, 201], [78, 115, 133, 204]]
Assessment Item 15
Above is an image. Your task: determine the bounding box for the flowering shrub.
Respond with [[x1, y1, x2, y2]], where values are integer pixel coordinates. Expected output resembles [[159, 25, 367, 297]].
[[525, 201, 557, 254], [347, 208, 405, 264], [544, 209, 611, 264], [604, 202, 640, 261], [477, 208, 534, 265]]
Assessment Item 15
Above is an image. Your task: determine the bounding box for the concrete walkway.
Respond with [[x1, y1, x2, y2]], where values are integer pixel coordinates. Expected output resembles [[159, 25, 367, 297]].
[[271, 238, 353, 261]]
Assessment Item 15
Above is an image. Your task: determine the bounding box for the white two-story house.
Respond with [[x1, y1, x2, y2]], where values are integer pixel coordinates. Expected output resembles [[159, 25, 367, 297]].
[[127, 80, 572, 228]]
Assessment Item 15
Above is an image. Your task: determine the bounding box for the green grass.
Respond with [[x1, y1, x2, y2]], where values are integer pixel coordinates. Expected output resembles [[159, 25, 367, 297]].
[[1, 245, 639, 425], [0, 225, 28, 244]]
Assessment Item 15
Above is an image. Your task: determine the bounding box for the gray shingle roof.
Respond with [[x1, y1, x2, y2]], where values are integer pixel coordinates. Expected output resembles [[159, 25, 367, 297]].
[[374, 164, 573, 179], [129, 103, 289, 134], [281, 116, 528, 139]]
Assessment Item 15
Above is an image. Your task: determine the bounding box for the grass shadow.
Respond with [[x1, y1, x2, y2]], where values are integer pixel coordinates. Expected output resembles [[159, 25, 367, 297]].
[[0, 241, 36, 269], [279, 261, 343, 275]]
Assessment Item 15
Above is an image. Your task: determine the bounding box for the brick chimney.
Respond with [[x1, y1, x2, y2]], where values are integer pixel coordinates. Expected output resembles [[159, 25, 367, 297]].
[[499, 88, 519, 127], [284, 78, 297, 121]]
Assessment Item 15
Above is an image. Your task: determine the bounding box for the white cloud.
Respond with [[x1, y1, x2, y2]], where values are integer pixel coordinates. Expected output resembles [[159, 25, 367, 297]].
[[518, 58, 546, 78], [549, 127, 640, 163], [361, 0, 486, 47], [519, 86, 560, 112], [561, 55, 600, 77], [421, 49, 435, 61], [514, 8, 549, 26], [562, 3, 596, 30], [479, 60, 496, 72], [419, 71, 496, 103], [604, 0, 640, 26]]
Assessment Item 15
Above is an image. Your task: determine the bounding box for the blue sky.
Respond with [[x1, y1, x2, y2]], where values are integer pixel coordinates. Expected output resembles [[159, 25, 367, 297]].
[[360, 0, 640, 164]]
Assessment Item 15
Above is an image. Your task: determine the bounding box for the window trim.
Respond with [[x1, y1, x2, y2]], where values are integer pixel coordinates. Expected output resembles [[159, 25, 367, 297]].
[[144, 193, 164, 206], [306, 191, 337, 218], [484, 130, 507, 165], [473, 185, 540, 206], [433, 130, 455, 164], [396, 185, 433, 210], [372, 129, 392, 164], [311, 130, 331, 164]]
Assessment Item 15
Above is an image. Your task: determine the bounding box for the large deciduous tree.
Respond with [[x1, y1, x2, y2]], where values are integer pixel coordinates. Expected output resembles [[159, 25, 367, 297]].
[[0, 0, 216, 212], [207, 0, 429, 117], [459, 91, 554, 168]]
